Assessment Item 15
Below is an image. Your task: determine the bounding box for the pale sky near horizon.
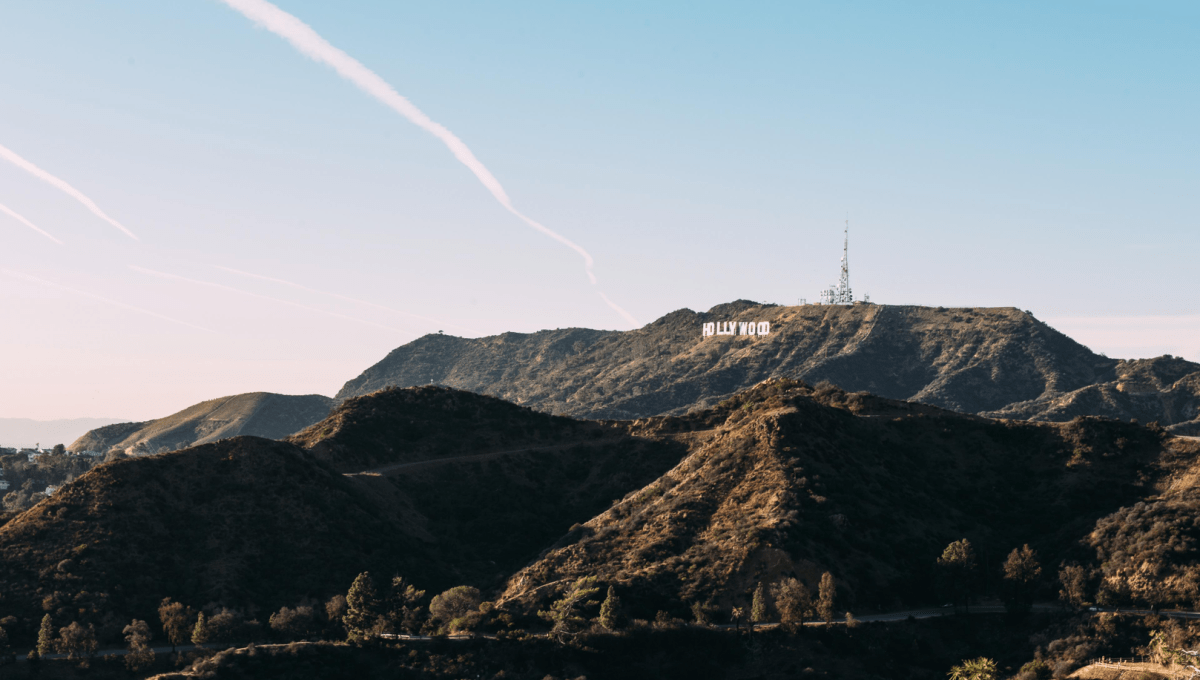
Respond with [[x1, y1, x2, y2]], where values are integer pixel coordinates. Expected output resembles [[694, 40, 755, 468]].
[[1, 0, 1197, 421]]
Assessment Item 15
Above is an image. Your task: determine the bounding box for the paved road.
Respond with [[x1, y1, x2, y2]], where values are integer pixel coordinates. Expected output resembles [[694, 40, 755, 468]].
[[19, 642, 239, 662]]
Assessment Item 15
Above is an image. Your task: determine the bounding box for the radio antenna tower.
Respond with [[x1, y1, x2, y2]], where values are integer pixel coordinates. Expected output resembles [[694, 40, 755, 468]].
[[819, 218, 855, 305]]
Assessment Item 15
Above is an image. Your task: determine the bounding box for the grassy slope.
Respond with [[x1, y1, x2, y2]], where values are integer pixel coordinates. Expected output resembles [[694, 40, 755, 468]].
[[68, 393, 335, 454]]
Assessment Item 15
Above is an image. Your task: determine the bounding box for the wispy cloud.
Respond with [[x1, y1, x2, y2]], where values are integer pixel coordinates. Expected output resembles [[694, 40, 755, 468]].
[[130, 265, 408, 334], [2, 269, 210, 332], [0, 201, 62, 245], [0, 142, 138, 241], [216, 0, 639, 328], [598, 292, 639, 327], [214, 265, 480, 335]]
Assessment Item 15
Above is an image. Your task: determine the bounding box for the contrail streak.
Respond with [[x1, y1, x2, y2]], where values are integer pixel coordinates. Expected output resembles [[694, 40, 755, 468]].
[[598, 292, 639, 327], [0, 201, 62, 244], [130, 265, 408, 334], [2, 270, 210, 332], [0, 142, 138, 241], [216, 0, 640, 327], [214, 265, 480, 335]]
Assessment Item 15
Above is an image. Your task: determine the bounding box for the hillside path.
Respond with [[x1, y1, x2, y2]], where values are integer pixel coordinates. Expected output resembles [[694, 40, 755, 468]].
[[344, 437, 632, 478]]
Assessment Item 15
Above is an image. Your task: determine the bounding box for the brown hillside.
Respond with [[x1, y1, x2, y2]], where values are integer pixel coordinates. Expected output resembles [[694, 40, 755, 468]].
[[337, 302, 1122, 420], [500, 379, 1188, 617], [0, 437, 413, 625], [289, 385, 609, 472], [0, 387, 690, 626], [983, 356, 1200, 434], [69, 392, 335, 454]]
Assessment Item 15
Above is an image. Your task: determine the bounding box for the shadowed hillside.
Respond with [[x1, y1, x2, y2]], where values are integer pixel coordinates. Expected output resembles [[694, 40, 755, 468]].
[[984, 355, 1200, 434], [336, 302, 1124, 420], [4, 382, 1197, 657], [0, 388, 690, 625], [500, 379, 1191, 618], [0, 437, 414, 625], [68, 392, 336, 454]]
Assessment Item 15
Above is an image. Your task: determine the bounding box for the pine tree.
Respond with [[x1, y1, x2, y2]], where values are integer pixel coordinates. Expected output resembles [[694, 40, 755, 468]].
[[344, 572, 382, 641], [537, 577, 600, 638], [387, 576, 426, 634], [598, 586, 621, 630], [36, 614, 55, 656], [191, 612, 209, 646], [817, 572, 836, 625], [750, 582, 768, 629]]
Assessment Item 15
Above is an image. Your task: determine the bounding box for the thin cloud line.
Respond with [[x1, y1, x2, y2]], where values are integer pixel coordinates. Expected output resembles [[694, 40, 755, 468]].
[[0, 201, 62, 244], [598, 292, 639, 327], [0, 142, 138, 241], [216, 0, 639, 327], [2, 269, 211, 332], [213, 265, 480, 335], [130, 265, 408, 334]]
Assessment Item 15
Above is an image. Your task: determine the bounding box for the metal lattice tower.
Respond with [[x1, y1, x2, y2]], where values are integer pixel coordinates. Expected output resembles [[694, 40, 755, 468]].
[[819, 219, 854, 305]]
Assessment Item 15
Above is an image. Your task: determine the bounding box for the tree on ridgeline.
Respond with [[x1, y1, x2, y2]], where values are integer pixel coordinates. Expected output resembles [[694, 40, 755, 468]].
[[36, 614, 54, 656], [122, 619, 155, 672], [750, 582, 768, 630], [817, 572, 837, 625], [158, 598, 195, 653], [387, 576, 426, 634], [1057, 563, 1089, 609], [772, 577, 813, 631], [598, 586, 622, 631], [948, 656, 997, 680], [538, 577, 601, 638], [344, 572, 383, 641], [1001, 545, 1042, 615], [937, 539, 977, 613]]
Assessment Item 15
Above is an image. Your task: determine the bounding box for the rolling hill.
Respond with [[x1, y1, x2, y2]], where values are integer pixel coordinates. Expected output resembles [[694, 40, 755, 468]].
[[4, 380, 1197, 638], [499, 379, 1198, 617], [67, 392, 335, 454], [0, 387, 691, 626]]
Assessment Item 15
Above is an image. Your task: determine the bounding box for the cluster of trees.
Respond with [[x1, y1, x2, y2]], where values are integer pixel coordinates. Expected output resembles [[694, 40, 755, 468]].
[[0, 446, 109, 514], [727, 571, 839, 632], [935, 539, 1044, 614]]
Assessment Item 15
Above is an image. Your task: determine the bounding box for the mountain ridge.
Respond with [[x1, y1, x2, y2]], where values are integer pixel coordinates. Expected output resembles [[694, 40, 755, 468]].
[[339, 302, 1200, 425], [68, 392, 335, 454]]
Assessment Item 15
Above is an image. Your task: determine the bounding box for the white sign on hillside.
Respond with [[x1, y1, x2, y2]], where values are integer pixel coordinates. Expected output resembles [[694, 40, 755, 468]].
[[701, 321, 771, 337]]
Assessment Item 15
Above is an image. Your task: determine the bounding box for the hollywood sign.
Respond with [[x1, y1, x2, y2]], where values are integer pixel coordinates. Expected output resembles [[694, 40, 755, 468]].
[[701, 321, 771, 337]]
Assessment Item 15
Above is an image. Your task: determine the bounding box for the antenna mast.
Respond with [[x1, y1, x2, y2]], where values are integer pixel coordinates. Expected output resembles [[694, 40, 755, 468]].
[[819, 217, 855, 305]]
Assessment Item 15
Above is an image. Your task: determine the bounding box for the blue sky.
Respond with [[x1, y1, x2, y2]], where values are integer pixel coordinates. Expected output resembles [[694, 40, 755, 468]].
[[1, 0, 1196, 420]]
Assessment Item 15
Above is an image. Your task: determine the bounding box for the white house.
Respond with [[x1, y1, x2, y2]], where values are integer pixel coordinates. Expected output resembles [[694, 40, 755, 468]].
[[0, 480, 9, 491]]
